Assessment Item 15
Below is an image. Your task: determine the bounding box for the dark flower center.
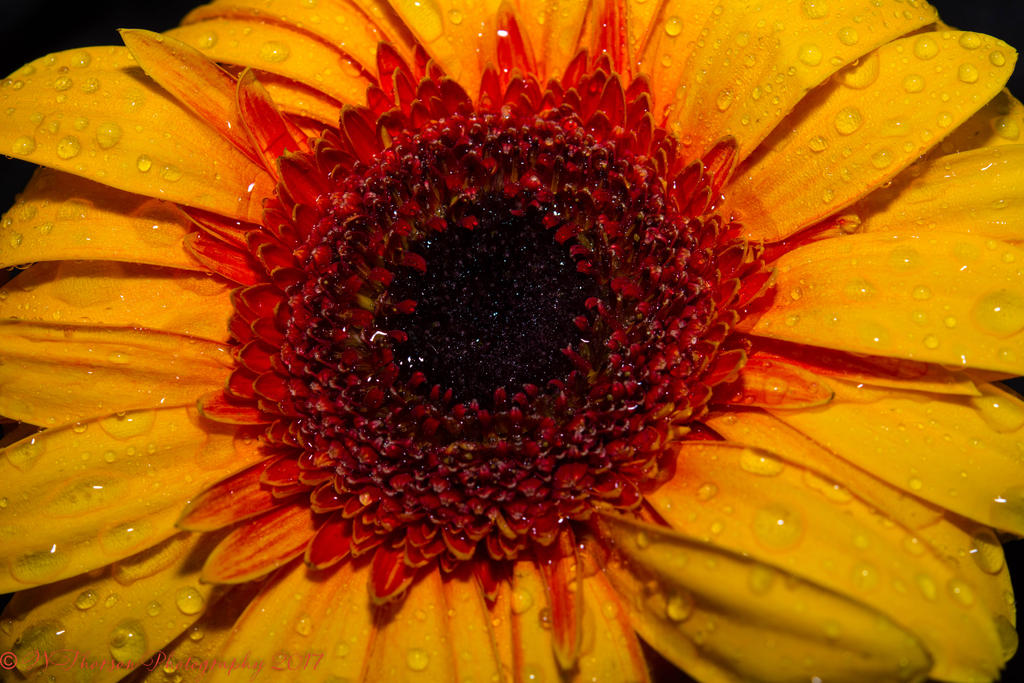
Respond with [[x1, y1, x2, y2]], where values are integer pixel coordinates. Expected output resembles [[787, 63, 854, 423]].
[[385, 195, 598, 405]]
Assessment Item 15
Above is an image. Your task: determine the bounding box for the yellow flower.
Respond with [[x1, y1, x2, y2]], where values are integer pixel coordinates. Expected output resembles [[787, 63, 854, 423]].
[[1, 0, 1023, 681]]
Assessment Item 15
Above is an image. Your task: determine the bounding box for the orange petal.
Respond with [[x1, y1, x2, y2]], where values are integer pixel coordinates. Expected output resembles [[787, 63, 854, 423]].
[[714, 353, 833, 408], [258, 71, 346, 124], [577, 568, 651, 682], [0, 407, 262, 592], [772, 380, 1024, 535], [856, 144, 1024, 243], [0, 533, 219, 676], [535, 533, 582, 669], [743, 232, 1024, 375], [167, 18, 371, 105], [0, 261, 234, 342], [236, 69, 307, 175], [937, 89, 1024, 156], [121, 29, 262, 168], [509, 560, 562, 682], [592, 512, 932, 682], [1, 47, 274, 222], [515, 0, 589, 81], [0, 322, 231, 427], [206, 560, 376, 683], [178, 457, 281, 531], [649, 440, 1006, 681], [728, 32, 1016, 241], [440, 569, 506, 682], [0, 168, 199, 270], [202, 504, 317, 583], [663, 0, 937, 161]]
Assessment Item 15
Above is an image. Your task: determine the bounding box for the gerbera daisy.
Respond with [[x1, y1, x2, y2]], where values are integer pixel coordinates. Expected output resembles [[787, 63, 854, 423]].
[[1, 0, 1023, 680]]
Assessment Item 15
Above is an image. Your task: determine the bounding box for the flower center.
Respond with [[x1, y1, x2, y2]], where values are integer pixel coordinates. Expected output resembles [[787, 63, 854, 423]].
[[384, 194, 598, 405]]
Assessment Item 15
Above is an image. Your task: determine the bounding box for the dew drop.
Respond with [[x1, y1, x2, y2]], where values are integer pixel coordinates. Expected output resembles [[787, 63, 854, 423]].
[[916, 573, 938, 600], [958, 63, 980, 84], [175, 586, 205, 615], [99, 410, 157, 440], [56, 135, 81, 160], [837, 27, 859, 46], [969, 528, 1005, 574], [695, 482, 718, 501], [448, 9, 463, 24], [295, 614, 312, 636], [801, 0, 829, 19], [913, 36, 939, 60], [95, 122, 122, 150], [959, 33, 983, 50], [665, 591, 694, 622], [850, 562, 879, 590], [197, 31, 219, 49], [903, 74, 925, 93], [739, 450, 785, 476], [160, 165, 183, 182], [833, 107, 863, 135], [81, 77, 100, 93], [664, 16, 683, 37], [996, 615, 1019, 658], [798, 44, 822, 67], [937, 112, 954, 129], [12, 620, 66, 671], [747, 564, 776, 595], [136, 155, 153, 172], [922, 334, 939, 350], [971, 394, 1024, 434], [972, 289, 1024, 337], [74, 589, 99, 610], [911, 285, 932, 300], [146, 600, 162, 617], [510, 587, 533, 614], [715, 89, 733, 112], [870, 149, 893, 169], [990, 50, 1008, 67], [12, 135, 36, 155], [908, 476, 924, 491], [808, 135, 828, 152], [406, 648, 430, 672], [109, 619, 148, 664], [259, 41, 291, 63], [11, 545, 69, 583], [53, 74, 73, 92], [994, 116, 1020, 141], [751, 504, 803, 549], [947, 578, 975, 606]]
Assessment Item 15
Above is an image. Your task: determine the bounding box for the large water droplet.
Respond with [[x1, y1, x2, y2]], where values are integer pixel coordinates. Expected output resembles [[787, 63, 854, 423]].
[[664, 16, 683, 37], [913, 36, 939, 60], [739, 449, 785, 476], [406, 648, 430, 672], [56, 136, 81, 160], [12, 620, 66, 672], [972, 289, 1024, 337], [511, 587, 533, 614], [10, 545, 70, 584], [175, 586, 205, 615], [833, 107, 863, 135], [969, 528, 1005, 574], [109, 619, 148, 664], [665, 591, 694, 622], [751, 504, 803, 549], [972, 394, 1024, 434], [99, 410, 156, 440]]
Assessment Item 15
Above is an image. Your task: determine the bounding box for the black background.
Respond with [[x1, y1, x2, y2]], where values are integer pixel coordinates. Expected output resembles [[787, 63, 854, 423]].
[[0, 0, 1023, 680]]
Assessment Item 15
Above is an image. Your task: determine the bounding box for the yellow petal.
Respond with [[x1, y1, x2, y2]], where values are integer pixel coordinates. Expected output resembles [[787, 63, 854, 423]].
[[0, 168, 200, 270], [1, 47, 274, 222], [365, 568, 494, 682], [0, 261, 233, 342], [771, 381, 1024, 535], [743, 232, 1024, 375], [167, 19, 371, 106], [593, 512, 932, 683], [662, 0, 937, 161], [207, 560, 375, 683], [0, 322, 231, 427], [0, 533, 219, 679], [856, 144, 1024, 243], [704, 408, 945, 531], [577, 569, 651, 682], [440, 571, 506, 682], [0, 407, 261, 592], [937, 89, 1024, 156], [515, 0, 590, 81], [508, 560, 562, 682], [183, 0, 415, 72], [259, 71, 346, 124], [728, 31, 1016, 241], [127, 583, 264, 682], [648, 441, 1006, 681]]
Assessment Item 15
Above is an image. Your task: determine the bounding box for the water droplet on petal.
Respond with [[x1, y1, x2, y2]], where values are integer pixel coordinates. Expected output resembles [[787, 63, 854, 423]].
[[95, 122, 122, 149], [136, 155, 152, 172], [913, 36, 939, 60], [798, 44, 822, 66], [971, 394, 1024, 434], [12, 136, 36, 155], [801, 0, 829, 19], [752, 504, 803, 549], [947, 578, 975, 606], [74, 589, 99, 610], [808, 135, 828, 152], [664, 16, 683, 37], [837, 27, 858, 46], [99, 410, 157, 440], [739, 450, 785, 476], [175, 586, 205, 615], [958, 63, 980, 84], [990, 50, 1008, 67], [833, 107, 863, 135], [56, 136, 81, 160], [959, 33, 983, 50], [665, 591, 694, 622], [903, 74, 925, 93], [406, 648, 430, 671], [108, 619, 148, 664], [511, 587, 533, 614], [696, 482, 718, 501], [972, 289, 1024, 337], [259, 41, 291, 63], [969, 528, 1005, 574]]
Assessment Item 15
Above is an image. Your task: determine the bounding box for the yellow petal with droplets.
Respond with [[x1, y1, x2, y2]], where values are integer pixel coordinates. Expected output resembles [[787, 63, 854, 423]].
[[729, 31, 1016, 241], [592, 512, 931, 683], [364, 568, 466, 681], [507, 560, 561, 682], [440, 572, 505, 682], [648, 440, 1005, 681], [0, 533, 220, 679], [577, 569, 651, 682], [167, 19, 371, 106], [0, 47, 273, 222], [515, 0, 589, 81], [128, 584, 264, 682], [663, 0, 937, 161], [0, 262, 233, 342], [937, 89, 1024, 156], [857, 144, 1024, 243], [0, 168, 199, 270], [772, 381, 1024, 536], [705, 408, 944, 531], [743, 232, 1024, 375], [206, 561, 375, 683], [0, 322, 231, 427], [184, 0, 414, 70], [0, 407, 262, 592]]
